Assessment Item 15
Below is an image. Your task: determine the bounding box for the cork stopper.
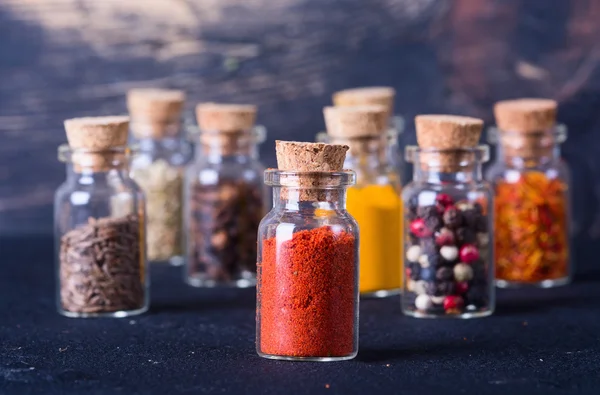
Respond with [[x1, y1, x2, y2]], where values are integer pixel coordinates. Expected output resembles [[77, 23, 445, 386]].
[[415, 115, 483, 172], [494, 98, 557, 133], [275, 141, 349, 201], [332, 87, 395, 122], [494, 99, 558, 160], [127, 88, 185, 138], [196, 103, 257, 133], [196, 103, 258, 156], [323, 105, 388, 138], [63, 116, 130, 172], [323, 105, 389, 157]]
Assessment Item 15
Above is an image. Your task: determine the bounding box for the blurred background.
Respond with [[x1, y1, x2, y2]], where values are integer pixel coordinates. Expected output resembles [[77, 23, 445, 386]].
[[0, 0, 599, 273]]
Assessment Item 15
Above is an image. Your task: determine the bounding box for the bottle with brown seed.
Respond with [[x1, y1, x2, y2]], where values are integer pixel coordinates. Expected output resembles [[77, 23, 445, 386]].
[[54, 116, 148, 318], [185, 103, 267, 287], [127, 88, 192, 266]]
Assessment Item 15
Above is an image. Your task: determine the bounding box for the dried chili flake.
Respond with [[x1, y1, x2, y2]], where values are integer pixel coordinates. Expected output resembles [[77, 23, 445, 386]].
[[494, 171, 569, 283]]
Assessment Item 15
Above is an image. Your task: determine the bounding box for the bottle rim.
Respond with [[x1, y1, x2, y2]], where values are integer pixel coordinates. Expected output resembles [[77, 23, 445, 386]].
[[487, 124, 567, 144], [185, 123, 267, 144], [315, 115, 404, 144], [404, 145, 490, 164], [57, 144, 137, 162], [264, 169, 356, 188]]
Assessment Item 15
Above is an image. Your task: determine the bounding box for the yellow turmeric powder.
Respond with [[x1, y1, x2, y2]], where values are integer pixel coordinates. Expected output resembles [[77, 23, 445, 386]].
[[347, 183, 403, 295]]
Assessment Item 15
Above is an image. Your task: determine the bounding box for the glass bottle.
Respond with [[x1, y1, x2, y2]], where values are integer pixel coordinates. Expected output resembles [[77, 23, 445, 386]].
[[487, 98, 571, 287], [402, 115, 494, 318], [320, 106, 403, 297], [127, 89, 191, 265], [185, 103, 266, 287], [55, 116, 148, 318], [257, 141, 359, 361]]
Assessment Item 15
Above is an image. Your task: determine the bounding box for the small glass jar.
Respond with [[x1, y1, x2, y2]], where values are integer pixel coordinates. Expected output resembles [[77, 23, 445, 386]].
[[317, 130, 403, 297], [184, 125, 266, 287], [130, 118, 192, 265], [54, 145, 148, 318], [256, 169, 359, 361], [402, 146, 494, 318], [486, 125, 571, 287]]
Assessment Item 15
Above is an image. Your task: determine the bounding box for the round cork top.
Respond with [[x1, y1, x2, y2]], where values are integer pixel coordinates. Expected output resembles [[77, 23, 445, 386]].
[[64, 116, 130, 150], [196, 103, 257, 133], [127, 88, 185, 121], [415, 115, 483, 149], [276, 141, 348, 171], [323, 105, 388, 139], [494, 98, 557, 133], [333, 87, 395, 108]]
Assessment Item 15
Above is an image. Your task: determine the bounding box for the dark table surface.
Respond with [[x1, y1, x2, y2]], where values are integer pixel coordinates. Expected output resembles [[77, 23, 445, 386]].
[[1, 236, 600, 395]]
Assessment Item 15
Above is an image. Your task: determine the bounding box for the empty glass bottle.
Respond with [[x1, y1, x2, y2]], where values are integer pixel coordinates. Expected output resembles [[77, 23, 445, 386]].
[[487, 99, 571, 288], [402, 115, 494, 319], [55, 116, 148, 318], [185, 103, 266, 287]]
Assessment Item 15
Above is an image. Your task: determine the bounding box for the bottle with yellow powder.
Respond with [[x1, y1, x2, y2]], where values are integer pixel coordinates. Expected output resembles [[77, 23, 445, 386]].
[[321, 105, 403, 297]]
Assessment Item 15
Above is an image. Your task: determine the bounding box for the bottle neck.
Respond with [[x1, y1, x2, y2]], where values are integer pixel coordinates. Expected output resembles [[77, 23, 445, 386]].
[[412, 163, 483, 184], [65, 163, 129, 183], [496, 141, 561, 169], [491, 126, 565, 169], [130, 117, 182, 140], [331, 135, 390, 167], [196, 132, 259, 163], [271, 187, 347, 211]]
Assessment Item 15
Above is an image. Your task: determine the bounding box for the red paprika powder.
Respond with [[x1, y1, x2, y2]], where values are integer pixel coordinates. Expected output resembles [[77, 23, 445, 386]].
[[258, 226, 357, 358]]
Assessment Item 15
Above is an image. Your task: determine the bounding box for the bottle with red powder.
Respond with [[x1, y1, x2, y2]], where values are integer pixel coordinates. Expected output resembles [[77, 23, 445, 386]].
[[256, 141, 359, 361]]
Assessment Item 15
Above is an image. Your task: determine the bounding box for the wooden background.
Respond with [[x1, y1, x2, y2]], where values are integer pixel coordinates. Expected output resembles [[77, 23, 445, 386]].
[[1, 0, 600, 266]]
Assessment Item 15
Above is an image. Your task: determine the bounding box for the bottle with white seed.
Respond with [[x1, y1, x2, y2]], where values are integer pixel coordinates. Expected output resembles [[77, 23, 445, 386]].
[[127, 88, 192, 265]]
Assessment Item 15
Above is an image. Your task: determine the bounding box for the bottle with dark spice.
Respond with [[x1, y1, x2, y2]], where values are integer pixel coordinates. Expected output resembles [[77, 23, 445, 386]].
[[55, 116, 148, 318], [185, 103, 266, 287], [486, 99, 571, 288], [402, 115, 494, 318], [127, 88, 192, 266], [257, 141, 359, 361]]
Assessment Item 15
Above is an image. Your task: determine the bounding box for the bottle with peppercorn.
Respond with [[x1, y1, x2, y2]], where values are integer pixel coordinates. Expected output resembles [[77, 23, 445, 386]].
[[320, 105, 403, 298], [256, 141, 359, 361], [402, 115, 494, 318], [184, 103, 267, 288], [486, 99, 571, 288]]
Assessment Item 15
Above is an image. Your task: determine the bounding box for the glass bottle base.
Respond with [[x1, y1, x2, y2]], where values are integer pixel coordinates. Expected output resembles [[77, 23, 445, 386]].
[[403, 308, 493, 319], [186, 274, 256, 288], [149, 255, 184, 266], [496, 277, 570, 289], [257, 351, 357, 362], [361, 288, 401, 298], [58, 305, 148, 318]]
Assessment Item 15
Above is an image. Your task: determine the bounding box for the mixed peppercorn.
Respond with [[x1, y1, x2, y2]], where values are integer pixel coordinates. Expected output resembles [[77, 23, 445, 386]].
[[404, 193, 492, 316]]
